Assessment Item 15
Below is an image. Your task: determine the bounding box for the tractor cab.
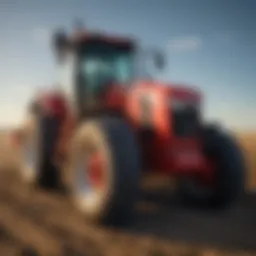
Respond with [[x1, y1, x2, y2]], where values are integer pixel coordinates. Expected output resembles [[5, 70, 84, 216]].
[[53, 27, 164, 117], [54, 29, 135, 115], [76, 35, 136, 115]]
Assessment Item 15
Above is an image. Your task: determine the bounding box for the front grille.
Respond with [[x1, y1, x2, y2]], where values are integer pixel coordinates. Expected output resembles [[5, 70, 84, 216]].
[[172, 105, 199, 137]]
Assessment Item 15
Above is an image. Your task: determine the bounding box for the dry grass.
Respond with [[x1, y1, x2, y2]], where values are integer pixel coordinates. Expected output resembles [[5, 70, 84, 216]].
[[0, 131, 20, 171], [235, 132, 256, 190]]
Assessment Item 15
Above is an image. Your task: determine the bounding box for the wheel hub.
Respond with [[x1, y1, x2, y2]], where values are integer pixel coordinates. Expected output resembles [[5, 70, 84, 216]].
[[75, 150, 106, 195], [87, 152, 105, 189]]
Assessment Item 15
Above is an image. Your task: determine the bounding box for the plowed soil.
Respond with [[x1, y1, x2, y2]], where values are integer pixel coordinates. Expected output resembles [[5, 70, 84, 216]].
[[0, 132, 256, 256]]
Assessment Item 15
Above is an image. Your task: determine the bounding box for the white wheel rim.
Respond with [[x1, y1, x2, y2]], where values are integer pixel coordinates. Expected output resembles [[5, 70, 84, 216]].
[[23, 141, 37, 181], [76, 157, 93, 194], [74, 154, 103, 213], [23, 123, 39, 182], [25, 143, 35, 169]]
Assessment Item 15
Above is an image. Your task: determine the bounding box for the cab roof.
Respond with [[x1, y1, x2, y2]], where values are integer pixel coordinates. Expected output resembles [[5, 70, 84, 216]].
[[69, 30, 136, 49]]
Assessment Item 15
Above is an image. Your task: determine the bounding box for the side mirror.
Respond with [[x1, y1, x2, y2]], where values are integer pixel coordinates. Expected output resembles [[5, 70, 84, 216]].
[[52, 29, 68, 62], [153, 51, 166, 70], [137, 48, 166, 78]]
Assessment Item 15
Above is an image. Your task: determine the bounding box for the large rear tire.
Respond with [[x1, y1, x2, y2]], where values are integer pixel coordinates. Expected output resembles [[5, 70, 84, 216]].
[[64, 117, 141, 225], [178, 125, 246, 208], [20, 114, 62, 189]]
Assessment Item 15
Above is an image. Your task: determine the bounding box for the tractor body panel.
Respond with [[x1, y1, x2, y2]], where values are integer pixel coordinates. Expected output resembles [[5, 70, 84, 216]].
[[123, 81, 205, 175], [36, 79, 206, 177]]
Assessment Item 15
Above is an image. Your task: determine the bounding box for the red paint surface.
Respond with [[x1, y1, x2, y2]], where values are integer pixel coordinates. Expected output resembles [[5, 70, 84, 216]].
[[87, 152, 106, 189], [36, 81, 214, 185]]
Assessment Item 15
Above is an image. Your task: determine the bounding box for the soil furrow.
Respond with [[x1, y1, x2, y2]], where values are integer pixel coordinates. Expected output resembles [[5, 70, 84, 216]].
[[0, 203, 62, 255]]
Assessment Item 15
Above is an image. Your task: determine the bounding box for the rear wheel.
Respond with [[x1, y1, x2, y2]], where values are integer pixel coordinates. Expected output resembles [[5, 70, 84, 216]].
[[20, 114, 62, 189], [65, 117, 141, 225], [178, 125, 246, 208]]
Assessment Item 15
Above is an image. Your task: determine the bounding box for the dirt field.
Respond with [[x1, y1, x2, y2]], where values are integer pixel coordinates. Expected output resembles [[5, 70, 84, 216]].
[[0, 132, 255, 256], [236, 133, 256, 190]]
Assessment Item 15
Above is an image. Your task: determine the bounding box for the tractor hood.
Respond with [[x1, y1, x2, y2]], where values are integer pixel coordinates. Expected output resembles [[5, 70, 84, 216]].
[[131, 80, 202, 103]]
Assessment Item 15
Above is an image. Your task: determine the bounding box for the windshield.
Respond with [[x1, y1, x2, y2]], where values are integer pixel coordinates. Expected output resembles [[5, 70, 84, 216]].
[[79, 42, 134, 97]]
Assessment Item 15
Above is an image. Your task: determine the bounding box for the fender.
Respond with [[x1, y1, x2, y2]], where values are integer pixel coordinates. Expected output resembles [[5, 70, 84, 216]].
[[37, 90, 69, 119]]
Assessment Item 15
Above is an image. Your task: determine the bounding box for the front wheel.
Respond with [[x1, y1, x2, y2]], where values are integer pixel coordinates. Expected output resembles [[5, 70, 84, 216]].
[[64, 117, 141, 225], [178, 126, 246, 208]]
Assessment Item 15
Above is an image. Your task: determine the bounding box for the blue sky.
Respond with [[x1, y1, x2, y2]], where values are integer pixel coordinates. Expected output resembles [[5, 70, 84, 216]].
[[0, 0, 255, 130]]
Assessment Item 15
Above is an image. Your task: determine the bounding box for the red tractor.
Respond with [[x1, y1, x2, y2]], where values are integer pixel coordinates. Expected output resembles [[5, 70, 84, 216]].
[[14, 25, 246, 225]]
